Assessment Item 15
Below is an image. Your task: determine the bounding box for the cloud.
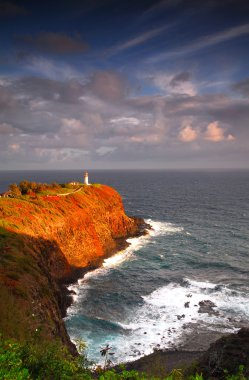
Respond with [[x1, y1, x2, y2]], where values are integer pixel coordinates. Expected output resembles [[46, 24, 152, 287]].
[[34, 147, 88, 161], [0, 86, 16, 108], [204, 121, 235, 142], [0, 1, 28, 17], [60, 118, 86, 135], [96, 146, 117, 156], [232, 77, 249, 97], [0, 70, 246, 169], [8, 143, 20, 151], [24, 56, 82, 80], [148, 23, 249, 63], [170, 72, 191, 86], [178, 125, 198, 142], [88, 71, 127, 101], [0, 122, 20, 134], [148, 71, 197, 96], [13, 75, 85, 104], [110, 117, 140, 126], [227, 134, 235, 141], [129, 134, 161, 144], [19, 32, 88, 54], [108, 25, 169, 56]]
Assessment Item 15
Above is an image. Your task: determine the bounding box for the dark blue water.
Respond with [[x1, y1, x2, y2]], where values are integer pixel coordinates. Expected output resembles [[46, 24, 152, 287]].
[[1, 170, 249, 363]]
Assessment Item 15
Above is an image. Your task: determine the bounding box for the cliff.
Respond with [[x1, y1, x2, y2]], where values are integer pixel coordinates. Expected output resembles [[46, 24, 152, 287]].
[[0, 184, 145, 352]]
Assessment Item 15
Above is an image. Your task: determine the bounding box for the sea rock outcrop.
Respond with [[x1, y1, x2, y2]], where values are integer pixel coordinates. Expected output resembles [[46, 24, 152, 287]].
[[194, 328, 249, 379], [0, 185, 145, 352]]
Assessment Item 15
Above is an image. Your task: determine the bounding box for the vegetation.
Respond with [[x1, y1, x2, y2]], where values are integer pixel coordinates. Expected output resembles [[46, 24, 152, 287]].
[[0, 334, 248, 380], [1, 183, 247, 379], [6, 180, 85, 197], [0, 334, 91, 380]]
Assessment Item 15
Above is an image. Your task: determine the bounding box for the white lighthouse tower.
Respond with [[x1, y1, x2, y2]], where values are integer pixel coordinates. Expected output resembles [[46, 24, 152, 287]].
[[84, 171, 89, 185]]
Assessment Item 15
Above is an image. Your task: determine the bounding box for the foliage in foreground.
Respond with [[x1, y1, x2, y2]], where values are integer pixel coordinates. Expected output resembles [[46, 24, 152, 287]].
[[0, 335, 248, 380], [0, 335, 91, 380]]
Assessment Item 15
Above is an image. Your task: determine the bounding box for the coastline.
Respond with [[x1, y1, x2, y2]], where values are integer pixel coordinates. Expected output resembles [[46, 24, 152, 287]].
[[119, 327, 249, 377], [59, 217, 234, 368], [59, 216, 150, 318]]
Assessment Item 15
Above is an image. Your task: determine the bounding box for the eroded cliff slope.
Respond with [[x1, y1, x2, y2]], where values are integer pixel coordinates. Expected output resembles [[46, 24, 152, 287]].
[[0, 185, 145, 351]]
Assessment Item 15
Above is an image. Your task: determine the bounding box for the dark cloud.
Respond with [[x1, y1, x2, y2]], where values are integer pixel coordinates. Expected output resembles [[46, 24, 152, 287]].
[[88, 71, 128, 101], [169, 72, 191, 87], [0, 86, 16, 108], [210, 102, 249, 137], [232, 77, 249, 97], [0, 69, 248, 169], [0, 1, 28, 17], [13, 76, 86, 104], [19, 32, 88, 55]]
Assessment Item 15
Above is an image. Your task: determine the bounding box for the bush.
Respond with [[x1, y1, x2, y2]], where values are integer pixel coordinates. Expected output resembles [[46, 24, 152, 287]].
[[0, 335, 247, 380], [0, 335, 92, 380], [8, 183, 22, 197], [0, 337, 30, 379]]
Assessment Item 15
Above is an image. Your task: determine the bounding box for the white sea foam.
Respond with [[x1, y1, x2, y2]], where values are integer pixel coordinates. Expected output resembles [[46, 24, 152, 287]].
[[65, 219, 185, 322], [103, 236, 148, 269], [89, 278, 249, 364], [146, 219, 184, 236], [65, 217, 249, 363], [66, 219, 184, 313], [66, 274, 249, 364]]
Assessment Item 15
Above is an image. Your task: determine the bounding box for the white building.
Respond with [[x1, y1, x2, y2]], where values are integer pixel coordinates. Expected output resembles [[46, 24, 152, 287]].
[[84, 171, 89, 185]]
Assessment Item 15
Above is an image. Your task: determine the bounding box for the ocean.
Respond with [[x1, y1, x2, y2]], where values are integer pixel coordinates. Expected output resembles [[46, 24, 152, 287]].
[[1, 170, 249, 365]]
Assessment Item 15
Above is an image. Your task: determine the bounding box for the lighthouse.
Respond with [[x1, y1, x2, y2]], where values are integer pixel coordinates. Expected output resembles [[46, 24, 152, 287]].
[[84, 171, 89, 185]]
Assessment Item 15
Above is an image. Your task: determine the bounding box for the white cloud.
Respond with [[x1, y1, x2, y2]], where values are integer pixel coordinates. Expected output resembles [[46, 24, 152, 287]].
[[108, 25, 169, 56], [148, 23, 249, 63], [61, 118, 85, 133], [34, 147, 88, 161], [130, 134, 160, 144], [178, 125, 198, 142], [110, 117, 140, 125], [148, 72, 197, 96], [204, 121, 235, 142], [205, 121, 225, 142], [227, 134, 235, 141], [96, 146, 117, 156], [24, 56, 81, 80]]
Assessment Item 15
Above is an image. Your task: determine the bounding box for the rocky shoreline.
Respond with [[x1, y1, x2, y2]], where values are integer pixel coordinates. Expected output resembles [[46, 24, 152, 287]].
[[59, 216, 149, 318], [121, 327, 249, 379], [58, 211, 249, 377]]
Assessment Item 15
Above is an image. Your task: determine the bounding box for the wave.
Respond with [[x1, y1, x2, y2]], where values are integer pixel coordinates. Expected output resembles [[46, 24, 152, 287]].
[[66, 219, 185, 310], [67, 277, 249, 365], [103, 278, 248, 364], [146, 219, 184, 236]]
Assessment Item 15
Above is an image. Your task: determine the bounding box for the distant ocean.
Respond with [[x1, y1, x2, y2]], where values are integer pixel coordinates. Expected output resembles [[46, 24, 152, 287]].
[[1, 170, 249, 364]]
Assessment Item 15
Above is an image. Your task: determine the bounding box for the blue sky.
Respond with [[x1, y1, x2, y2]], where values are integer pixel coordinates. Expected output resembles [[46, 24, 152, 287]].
[[0, 0, 249, 169]]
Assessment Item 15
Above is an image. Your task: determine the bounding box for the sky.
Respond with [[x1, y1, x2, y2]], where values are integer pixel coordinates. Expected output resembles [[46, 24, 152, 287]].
[[0, 0, 249, 170]]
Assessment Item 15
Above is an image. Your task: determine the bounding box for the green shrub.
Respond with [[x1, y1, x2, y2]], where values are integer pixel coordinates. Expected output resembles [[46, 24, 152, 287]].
[[224, 365, 247, 380], [0, 335, 92, 380]]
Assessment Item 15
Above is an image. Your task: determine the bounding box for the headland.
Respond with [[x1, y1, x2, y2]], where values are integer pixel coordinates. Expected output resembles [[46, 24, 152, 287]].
[[0, 181, 147, 353]]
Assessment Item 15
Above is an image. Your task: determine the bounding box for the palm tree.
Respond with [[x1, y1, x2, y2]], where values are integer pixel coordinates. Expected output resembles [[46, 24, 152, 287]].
[[100, 344, 115, 369]]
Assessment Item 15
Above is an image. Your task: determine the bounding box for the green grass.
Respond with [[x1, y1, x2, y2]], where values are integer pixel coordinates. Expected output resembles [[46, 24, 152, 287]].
[[92, 183, 102, 188]]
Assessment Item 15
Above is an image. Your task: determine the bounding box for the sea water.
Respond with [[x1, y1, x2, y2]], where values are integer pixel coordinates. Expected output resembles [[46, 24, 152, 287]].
[[1, 170, 249, 364]]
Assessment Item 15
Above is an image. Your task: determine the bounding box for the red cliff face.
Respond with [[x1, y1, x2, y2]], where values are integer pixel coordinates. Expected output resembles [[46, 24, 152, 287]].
[[52, 185, 140, 270], [0, 185, 144, 351]]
